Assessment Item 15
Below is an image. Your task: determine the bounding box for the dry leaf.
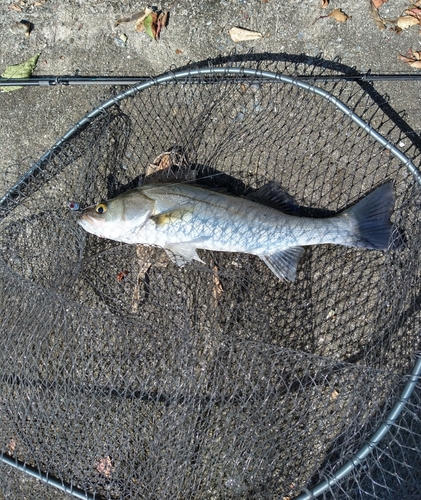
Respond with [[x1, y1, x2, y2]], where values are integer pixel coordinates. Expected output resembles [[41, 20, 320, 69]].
[[398, 55, 413, 63], [117, 7, 169, 39], [7, 438, 17, 454], [229, 27, 263, 42], [8, 3, 22, 11], [134, 7, 152, 31], [132, 246, 167, 313], [399, 49, 421, 68], [145, 147, 193, 183], [212, 264, 223, 306], [396, 15, 420, 29], [370, 1, 386, 29], [116, 270, 129, 282], [330, 389, 340, 401], [175, 48, 182, 54], [160, 10, 170, 29], [408, 60, 421, 68], [371, 0, 388, 8], [115, 10, 147, 27], [96, 456, 112, 478], [328, 8, 351, 22], [404, 7, 421, 22], [321, 0, 329, 8]]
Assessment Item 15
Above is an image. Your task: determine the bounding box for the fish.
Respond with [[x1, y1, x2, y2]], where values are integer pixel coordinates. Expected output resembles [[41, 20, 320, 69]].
[[77, 181, 397, 281]]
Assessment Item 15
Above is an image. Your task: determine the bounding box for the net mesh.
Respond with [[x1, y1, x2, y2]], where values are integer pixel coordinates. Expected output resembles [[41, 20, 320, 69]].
[[0, 60, 420, 499]]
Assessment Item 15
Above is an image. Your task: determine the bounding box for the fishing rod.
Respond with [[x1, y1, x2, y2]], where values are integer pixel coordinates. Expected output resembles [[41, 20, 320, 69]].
[[1, 73, 421, 87]]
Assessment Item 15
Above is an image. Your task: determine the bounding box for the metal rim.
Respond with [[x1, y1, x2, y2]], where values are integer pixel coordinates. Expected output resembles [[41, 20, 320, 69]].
[[1, 66, 420, 500]]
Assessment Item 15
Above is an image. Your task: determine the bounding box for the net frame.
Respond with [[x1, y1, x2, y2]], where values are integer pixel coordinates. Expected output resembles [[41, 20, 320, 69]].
[[1, 65, 420, 500]]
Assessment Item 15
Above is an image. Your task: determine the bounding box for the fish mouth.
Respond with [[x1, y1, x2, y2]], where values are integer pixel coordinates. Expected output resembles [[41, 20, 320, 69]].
[[76, 213, 87, 225], [76, 213, 95, 229], [77, 213, 105, 238]]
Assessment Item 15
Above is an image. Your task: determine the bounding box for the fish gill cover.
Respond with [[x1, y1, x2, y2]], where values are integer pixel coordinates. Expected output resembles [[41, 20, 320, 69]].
[[0, 59, 420, 500]]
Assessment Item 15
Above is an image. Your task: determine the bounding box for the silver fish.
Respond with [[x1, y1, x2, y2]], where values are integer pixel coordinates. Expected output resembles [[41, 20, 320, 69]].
[[77, 181, 397, 281]]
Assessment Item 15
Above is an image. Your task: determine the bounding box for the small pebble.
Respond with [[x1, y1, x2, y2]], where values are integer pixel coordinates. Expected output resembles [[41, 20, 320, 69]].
[[114, 33, 127, 47], [10, 21, 32, 37]]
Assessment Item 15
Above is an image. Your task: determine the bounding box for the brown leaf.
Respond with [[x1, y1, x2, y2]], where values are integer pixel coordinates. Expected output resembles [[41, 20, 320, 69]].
[[409, 60, 421, 68], [96, 456, 112, 478], [398, 54, 414, 63], [330, 389, 340, 401], [145, 147, 192, 183], [321, 0, 329, 8], [398, 49, 421, 67], [175, 48, 182, 54], [370, 1, 386, 29], [116, 9, 148, 27], [212, 264, 223, 306], [156, 15, 163, 39], [404, 7, 421, 22], [328, 8, 351, 22], [159, 10, 170, 28], [117, 7, 169, 39], [8, 3, 22, 11], [371, 0, 388, 8], [396, 15, 420, 29], [7, 438, 17, 454], [116, 270, 129, 282], [229, 27, 263, 42], [134, 7, 153, 32]]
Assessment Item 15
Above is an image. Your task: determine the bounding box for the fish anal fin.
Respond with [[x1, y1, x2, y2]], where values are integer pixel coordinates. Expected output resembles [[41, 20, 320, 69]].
[[247, 181, 299, 215], [164, 244, 205, 266], [260, 247, 305, 281]]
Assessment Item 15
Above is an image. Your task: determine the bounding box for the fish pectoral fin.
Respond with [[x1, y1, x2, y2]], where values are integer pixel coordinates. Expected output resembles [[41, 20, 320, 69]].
[[247, 181, 299, 215], [260, 247, 305, 282], [151, 207, 193, 226], [164, 243, 205, 267]]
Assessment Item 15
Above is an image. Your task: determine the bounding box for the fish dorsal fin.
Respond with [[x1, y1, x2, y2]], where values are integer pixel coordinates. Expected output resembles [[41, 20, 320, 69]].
[[246, 182, 298, 214], [151, 208, 193, 226], [260, 247, 305, 281]]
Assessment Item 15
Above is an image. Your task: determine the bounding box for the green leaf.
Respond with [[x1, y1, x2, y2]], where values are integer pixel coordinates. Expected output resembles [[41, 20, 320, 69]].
[[143, 12, 158, 40], [1, 53, 40, 92]]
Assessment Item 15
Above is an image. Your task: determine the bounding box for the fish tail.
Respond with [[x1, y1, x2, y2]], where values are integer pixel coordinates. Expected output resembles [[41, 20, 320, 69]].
[[341, 182, 400, 250]]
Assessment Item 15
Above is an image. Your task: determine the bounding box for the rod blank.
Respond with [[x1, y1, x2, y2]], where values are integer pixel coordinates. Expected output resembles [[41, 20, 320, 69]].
[[1, 73, 421, 87]]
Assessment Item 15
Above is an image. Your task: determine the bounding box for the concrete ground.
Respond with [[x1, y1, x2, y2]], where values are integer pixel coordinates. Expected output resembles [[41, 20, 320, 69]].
[[0, 0, 420, 173], [0, 0, 420, 498]]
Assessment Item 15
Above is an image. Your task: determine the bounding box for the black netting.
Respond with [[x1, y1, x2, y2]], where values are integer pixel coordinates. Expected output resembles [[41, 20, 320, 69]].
[[0, 60, 420, 500]]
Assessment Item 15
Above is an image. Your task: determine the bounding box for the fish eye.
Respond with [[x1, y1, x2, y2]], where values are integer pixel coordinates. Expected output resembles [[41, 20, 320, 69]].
[[95, 203, 107, 214]]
